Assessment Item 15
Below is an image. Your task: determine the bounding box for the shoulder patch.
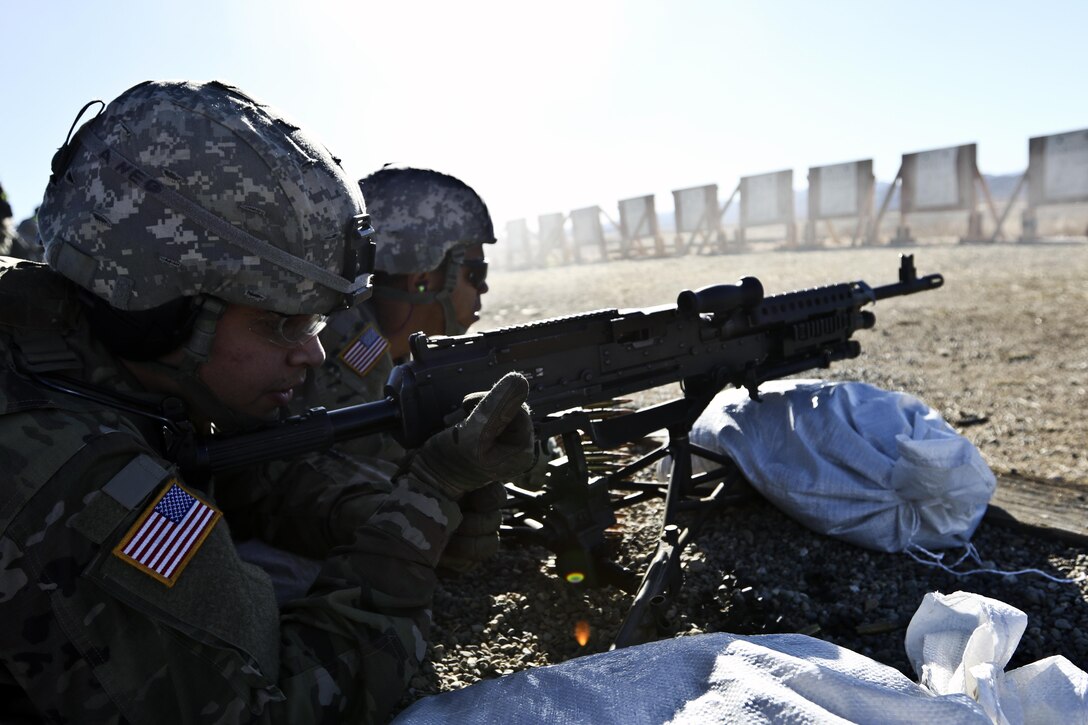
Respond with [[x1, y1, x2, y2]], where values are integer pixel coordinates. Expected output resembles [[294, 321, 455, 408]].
[[112, 480, 221, 587], [338, 323, 388, 378]]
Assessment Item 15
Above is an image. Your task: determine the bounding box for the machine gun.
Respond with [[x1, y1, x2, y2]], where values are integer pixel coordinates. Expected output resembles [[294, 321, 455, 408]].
[[177, 254, 942, 647]]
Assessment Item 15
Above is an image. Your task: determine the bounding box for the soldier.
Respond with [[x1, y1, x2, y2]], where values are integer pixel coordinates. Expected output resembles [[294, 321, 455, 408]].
[[0, 181, 14, 257], [0, 80, 534, 723], [289, 166, 503, 575], [0, 184, 43, 262], [14, 206, 43, 261], [301, 165, 494, 446]]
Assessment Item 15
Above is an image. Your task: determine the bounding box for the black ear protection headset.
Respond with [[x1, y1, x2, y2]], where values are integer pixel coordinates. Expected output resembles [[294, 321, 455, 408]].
[[79, 288, 203, 361]]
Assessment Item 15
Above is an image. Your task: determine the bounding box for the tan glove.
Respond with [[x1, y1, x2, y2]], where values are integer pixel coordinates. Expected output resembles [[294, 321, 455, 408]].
[[437, 480, 507, 574], [408, 372, 536, 501]]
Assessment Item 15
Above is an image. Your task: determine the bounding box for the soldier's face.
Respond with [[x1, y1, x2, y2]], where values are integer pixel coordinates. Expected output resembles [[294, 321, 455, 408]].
[[197, 304, 327, 420], [451, 243, 488, 331]]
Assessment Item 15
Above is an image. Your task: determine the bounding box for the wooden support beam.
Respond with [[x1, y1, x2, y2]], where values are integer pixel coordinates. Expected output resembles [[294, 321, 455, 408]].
[[990, 170, 1028, 243], [985, 471, 1088, 545]]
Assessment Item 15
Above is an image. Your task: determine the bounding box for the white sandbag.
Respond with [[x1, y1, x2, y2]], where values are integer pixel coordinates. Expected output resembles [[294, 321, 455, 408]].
[[393, 630, 990, 724], [682, 379, 996, 552], [905, 590, 1088, 725], [394, 592, 1088, 725]]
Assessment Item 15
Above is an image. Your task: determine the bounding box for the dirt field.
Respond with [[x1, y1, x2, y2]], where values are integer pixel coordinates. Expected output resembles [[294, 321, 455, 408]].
[[483, 240, 1088, 486]]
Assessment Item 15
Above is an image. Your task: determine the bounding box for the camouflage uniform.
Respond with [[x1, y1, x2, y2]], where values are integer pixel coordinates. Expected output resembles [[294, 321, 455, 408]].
[[285, 169, 505, 577], [0, 81, 533, 724], [299, 298, 397, 460], [0, 264, 460, 722], [13, 209, 43, 262], [300, 166, 497, 462]]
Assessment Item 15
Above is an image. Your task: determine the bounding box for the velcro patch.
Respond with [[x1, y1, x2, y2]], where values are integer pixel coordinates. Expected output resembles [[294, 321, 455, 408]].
[[338, 323, 388, 378], [103, 454, 170, 509], [112, 480, 220, 587]]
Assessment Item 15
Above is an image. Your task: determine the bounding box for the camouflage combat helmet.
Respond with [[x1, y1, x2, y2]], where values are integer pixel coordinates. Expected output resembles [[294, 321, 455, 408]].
[[362, 165, 495, 275], [39, 80, 374, 317], [362, 166, 493, 335]]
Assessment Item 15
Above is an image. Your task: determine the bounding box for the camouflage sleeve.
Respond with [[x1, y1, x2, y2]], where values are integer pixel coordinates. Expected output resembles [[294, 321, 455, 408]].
[[270, 468, 462, 721], [219, 449, 402, 559], [0, 407, 460, 724]]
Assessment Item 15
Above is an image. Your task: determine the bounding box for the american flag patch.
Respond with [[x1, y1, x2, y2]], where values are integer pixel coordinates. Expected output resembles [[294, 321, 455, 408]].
[[339, 323, 389, 378], [112, 480, 221, 587]]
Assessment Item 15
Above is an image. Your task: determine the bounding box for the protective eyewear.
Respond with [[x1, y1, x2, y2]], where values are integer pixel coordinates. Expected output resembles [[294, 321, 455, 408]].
[[250, 311, 329, 348], [462, 258, 488, 291]]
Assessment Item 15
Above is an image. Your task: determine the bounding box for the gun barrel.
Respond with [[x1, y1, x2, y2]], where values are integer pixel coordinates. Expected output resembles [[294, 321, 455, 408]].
[[181, 398, 400, 475], [327, 398, 401, 443], [872, 254, 944, 300]]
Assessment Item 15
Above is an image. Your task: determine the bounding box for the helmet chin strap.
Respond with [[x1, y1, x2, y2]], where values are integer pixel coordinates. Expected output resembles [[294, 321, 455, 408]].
[[439, 290, 468, 336], [135, 296, 273, 434], [436, 248, 468, 335], [372, 246, 468, 336]]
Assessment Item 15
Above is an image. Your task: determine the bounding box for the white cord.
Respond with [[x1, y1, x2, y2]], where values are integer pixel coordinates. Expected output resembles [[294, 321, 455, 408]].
[[905, 542, 1086, 584]]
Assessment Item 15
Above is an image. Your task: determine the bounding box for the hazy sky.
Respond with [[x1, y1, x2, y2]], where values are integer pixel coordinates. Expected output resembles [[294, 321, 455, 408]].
[[2, 0, 1085, 231]]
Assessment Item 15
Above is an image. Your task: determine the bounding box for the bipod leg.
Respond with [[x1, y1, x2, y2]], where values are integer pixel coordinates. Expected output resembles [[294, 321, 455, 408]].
[[610, 425, 701, 649]]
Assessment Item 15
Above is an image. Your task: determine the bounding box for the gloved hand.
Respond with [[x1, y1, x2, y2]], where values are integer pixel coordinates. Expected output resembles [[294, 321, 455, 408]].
[[437, 480, 507, 574], [407, 372, 536, 501]]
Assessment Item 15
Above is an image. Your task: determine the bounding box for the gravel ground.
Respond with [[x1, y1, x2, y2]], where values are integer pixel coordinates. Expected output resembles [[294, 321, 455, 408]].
[[392, 240, 1088, 716]]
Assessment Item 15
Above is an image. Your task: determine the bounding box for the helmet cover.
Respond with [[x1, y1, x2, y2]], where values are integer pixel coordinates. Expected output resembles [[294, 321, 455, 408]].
[[361, 165, 495, 274], [39, 80, 373, 315]]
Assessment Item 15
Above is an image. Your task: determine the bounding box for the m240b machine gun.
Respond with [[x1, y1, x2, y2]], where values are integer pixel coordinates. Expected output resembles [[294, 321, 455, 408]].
[[179, 254, 943, 648]]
